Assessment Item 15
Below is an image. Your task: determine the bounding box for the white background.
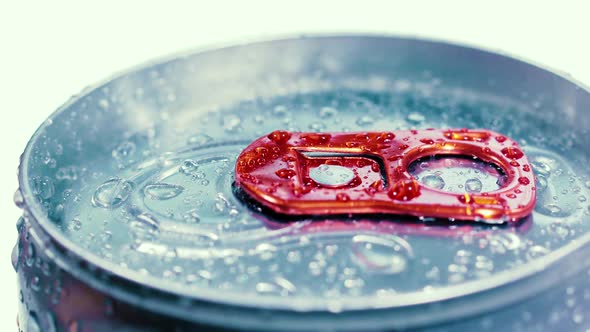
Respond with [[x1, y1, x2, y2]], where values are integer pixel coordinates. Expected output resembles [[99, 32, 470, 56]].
[[0, 1, 589, 329]]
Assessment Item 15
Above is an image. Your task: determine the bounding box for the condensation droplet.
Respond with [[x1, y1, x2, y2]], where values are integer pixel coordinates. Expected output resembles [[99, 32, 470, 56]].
[[186, 133, 212, 147], [92, 179, 134, 209], [356, 115, 375, 126], [526, 245, 550, 260], [31, 176, 55, 200], [222, 114, 241, 132], [182, 209, 201, 223], [421, 174, 445, 190], [179, 159, 200, 177], [112, 141, 136, 161], [465, 178, 483, 193], [319, 106, 338, 118], [406, 112, 425, 124], [144, 183, 184, 200], [351, 235, 413, 274]]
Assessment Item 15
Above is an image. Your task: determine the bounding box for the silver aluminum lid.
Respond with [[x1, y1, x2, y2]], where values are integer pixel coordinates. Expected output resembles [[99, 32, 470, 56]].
[[18, 36, 590, 330]]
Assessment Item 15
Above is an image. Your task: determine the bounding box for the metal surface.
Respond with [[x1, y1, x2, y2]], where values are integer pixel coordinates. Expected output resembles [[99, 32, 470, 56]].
[[235, 129, 535, 221], [14, 35, 590, 331]]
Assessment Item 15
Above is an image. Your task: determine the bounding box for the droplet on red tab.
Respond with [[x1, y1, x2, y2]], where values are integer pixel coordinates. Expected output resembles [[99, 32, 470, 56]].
[[255, 147, 268, 155], [420, 138, 434, 145], [267, 130, 291, 144], [398, 144, 410, 150], [336, 193, 351, 201], [240, 174, 260, 184], [501, 147, 524, 159], [356, 159, 370, 168], [388, 179, 421, 201], [518, 177, 530, 185], [371, 162, 380, 172], [376, 132, 396, 142], [522, 164, 531, 172], [495, 136, 507, 143], [276, 169, 296, 179], [510, 160, 520, 167], [301, 133, 331, 144]]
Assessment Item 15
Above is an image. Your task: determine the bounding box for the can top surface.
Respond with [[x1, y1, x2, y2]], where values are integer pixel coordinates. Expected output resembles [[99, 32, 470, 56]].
[[17, 36, 590, 326]]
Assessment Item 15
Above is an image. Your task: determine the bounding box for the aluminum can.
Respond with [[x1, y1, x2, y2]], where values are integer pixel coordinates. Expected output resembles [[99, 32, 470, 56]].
[[13, 36, 590, 331]]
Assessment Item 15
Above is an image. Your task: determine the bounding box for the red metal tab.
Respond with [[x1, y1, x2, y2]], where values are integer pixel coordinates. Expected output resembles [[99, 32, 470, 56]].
[[235, 129, 536, 223]]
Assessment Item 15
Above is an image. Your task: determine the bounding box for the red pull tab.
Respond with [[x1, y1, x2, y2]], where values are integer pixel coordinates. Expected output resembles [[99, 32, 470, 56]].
[[235, 129, 536, 223]]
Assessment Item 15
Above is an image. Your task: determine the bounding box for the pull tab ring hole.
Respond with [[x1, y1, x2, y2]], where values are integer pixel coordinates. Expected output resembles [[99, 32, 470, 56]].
[[408, 155, 507, 194]]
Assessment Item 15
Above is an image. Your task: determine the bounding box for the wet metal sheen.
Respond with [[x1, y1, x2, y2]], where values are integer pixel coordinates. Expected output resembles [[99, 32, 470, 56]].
[[14, 36, 590, 331]]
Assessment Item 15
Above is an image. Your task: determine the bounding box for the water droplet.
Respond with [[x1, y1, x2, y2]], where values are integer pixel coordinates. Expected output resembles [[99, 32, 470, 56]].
[[31, 276, 41, 291], [501, 147, 524, 159], [98, 98, 110, 109], [272, 105, 290, 117], [549, 222, 571, 238], [531, 161, 551, 176], [526, 245, 550, 260], [253, 243, 277, 261], [518, 177, 530, 185], [356, 115, 375, 126], [487, 232, 522, 254], [540, 203, 562, 216], [465, 178, 483, 193], [179, 159, 201, 177], [267, 130, 291, 144], [406, 112, 425, 124], [389, 179, 421, 200], [31, 176, 55, 200], [474, 255, 494, 272], [130, 213, 160, 241], [536, 175, 548, 192], [55, 166, 79, 181], [92, 179, 134, 209], [182, 209, 201, 223], [421, 174, 445, 190], [222, 115, 241, 132], [112, 141, 136, 161], [25, 243, 35, 267], [256, 277, 296, 296], [276, 168, 296, 179], [319, 106, 338, 118], [187, 133, 213, 146], [144, 183, 184, 200], [14, 189, 24, 208], [69, 217, 82, 231], [573, 306, 584, 324], [309, 165, 354, 187], [351, 235, 412, 274], [308, 122, 326, 131]]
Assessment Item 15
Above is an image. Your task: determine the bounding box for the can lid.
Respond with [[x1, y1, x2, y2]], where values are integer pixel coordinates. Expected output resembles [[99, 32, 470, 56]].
[[17, 36, 590, 330]]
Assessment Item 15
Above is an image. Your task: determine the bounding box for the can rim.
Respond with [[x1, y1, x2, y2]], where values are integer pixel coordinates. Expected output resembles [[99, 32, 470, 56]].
[[17, 33, 590, 323]]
